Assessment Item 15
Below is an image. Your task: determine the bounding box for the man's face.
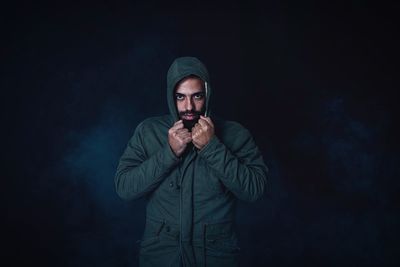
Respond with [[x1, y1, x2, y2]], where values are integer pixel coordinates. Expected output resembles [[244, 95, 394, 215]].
[[175, 77, 206, 130]]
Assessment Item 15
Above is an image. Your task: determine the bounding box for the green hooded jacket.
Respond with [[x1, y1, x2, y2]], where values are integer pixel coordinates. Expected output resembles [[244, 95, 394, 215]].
[[115, 57, 268, 267]]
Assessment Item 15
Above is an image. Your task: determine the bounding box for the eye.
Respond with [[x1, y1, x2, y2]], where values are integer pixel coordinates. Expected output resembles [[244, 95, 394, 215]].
[[175, 94, 184, 100], [194, 93, 204, 100]]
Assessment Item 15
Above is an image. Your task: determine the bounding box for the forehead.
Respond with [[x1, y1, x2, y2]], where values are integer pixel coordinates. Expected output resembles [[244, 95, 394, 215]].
[[175, 77, 204, 94]]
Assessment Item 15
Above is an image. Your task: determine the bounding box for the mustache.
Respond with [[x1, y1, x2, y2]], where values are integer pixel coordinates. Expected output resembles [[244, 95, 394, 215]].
[[179, 110, 202, 117], [179, 110, 203, 131]]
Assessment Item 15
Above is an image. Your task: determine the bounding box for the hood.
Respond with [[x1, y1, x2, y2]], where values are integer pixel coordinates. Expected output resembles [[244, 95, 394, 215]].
[[167, 56, 212, 121]]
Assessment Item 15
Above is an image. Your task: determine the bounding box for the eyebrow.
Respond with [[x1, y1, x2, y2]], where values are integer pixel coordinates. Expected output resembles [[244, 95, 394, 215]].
[[175, 91, 205, 96]]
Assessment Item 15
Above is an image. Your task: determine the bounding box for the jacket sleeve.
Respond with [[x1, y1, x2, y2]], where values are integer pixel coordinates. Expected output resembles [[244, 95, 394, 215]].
[[197, 129, 268, 202], [114, 122, 181, 200]]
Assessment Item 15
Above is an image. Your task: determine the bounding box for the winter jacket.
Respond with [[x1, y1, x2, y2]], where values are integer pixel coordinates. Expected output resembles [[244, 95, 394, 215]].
[[115, 57, 268, 267]]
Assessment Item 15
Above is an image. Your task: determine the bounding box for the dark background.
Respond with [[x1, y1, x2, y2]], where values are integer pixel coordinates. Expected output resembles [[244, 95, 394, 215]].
[[2, 0, 399, 266]]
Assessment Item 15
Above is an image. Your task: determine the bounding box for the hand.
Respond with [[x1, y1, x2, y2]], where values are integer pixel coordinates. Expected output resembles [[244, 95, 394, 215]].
[[168, 120, 192, 157], [192, 115, 215, 150]]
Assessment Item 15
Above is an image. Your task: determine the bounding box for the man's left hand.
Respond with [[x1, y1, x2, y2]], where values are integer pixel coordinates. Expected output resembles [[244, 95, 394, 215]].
[[192, 115, 215, 150]]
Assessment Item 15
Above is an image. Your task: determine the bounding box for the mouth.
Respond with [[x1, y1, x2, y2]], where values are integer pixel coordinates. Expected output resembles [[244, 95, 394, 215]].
[[182, 113, 197, 120]]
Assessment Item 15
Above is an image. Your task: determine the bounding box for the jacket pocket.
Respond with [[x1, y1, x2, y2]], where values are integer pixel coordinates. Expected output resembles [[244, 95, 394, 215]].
[[140, 217, 180, 258], [139, 217, 164, 251], [140, 236, 160, 248], [205, 221, 240, 257], [143, 217, 165, 238]]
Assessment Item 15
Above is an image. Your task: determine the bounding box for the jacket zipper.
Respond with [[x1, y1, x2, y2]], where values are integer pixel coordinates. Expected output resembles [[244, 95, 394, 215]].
[[178, 147, 196, 266]]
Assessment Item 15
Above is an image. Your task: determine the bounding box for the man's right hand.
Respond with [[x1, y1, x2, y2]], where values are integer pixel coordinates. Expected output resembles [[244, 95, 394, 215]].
[[168, 120, 192, 157]]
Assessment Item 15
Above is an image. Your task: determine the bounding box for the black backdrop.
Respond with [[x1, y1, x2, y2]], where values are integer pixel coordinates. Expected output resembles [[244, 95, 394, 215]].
[[2, 0, 399, 266]]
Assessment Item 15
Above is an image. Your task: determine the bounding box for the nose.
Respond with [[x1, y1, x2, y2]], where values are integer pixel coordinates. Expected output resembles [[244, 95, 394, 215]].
[[185, 97, 193, 111]]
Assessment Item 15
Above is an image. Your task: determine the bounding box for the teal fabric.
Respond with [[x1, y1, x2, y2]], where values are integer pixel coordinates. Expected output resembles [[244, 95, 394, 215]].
[[115, 57, 268, 266]]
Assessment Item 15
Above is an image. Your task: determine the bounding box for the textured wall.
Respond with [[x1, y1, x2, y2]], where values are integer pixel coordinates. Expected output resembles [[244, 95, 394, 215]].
[[2, 0, 399, 266]]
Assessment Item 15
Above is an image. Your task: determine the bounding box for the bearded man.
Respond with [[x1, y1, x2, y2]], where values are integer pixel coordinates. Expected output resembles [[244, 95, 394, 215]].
[[115, 56, 268, 267]]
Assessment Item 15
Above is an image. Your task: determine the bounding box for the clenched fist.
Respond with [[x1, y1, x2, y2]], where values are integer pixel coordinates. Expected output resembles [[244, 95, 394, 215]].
[[192, 115, 215, 150], [168, 120, 192, 157]]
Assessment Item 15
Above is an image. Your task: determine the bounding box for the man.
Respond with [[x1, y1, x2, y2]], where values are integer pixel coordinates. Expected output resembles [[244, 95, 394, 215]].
[[115, 57, 268, 267]]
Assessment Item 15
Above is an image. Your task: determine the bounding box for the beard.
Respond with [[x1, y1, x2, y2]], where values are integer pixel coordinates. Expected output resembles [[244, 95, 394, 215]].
[[179, 109, 204, 131]]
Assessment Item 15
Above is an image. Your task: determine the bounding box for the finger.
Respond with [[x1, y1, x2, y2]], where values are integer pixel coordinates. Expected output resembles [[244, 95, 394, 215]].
[[191, 124, 201, 135], [192, 139, 200, 148], [192, 123, 200, 131], [200, 115, 214, 127], [198, 118, 209, 128], [192, 127, 201, 138], [182, 136, 192, 143], [200, 115, 213, 125], [171, 120, 184, 131], [178, 131, 192, 139], [176, 128, 189, 135], [174, 120, 184, 127]]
